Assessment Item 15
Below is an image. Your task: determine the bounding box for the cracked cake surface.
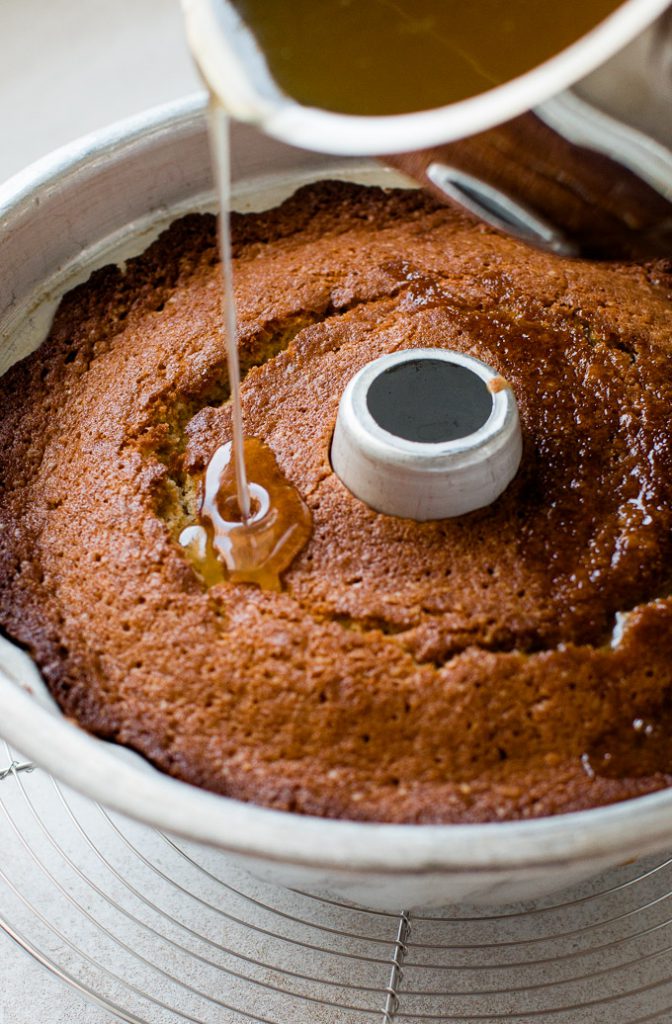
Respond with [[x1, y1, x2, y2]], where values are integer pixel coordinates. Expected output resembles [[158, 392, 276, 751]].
[[2, 180, 672, 822]]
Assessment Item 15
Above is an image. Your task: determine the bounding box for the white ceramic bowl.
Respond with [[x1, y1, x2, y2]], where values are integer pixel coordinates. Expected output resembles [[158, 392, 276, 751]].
[[182, 0, 671, 154], [1, 96, 671, 910]]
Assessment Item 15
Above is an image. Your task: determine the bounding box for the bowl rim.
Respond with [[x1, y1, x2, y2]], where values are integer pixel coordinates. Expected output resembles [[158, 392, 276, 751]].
[[2, 94, 672, 876], [183, 0, 672, 155]]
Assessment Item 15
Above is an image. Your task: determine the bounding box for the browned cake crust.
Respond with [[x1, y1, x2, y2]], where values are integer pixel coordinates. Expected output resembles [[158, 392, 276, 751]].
[[2, 180, 672, 823]]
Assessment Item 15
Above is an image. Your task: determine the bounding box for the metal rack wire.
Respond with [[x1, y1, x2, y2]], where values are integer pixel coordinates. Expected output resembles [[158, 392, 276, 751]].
[[1, 739, 671, 1024]]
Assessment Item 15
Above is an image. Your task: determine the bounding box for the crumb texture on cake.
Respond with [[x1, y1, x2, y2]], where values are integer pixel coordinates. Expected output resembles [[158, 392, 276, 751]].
[[2, 181, 672, 823]]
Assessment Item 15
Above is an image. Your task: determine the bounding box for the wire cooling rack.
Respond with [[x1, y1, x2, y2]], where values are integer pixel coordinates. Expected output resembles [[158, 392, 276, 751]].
[[1, 741, 672, 1023]]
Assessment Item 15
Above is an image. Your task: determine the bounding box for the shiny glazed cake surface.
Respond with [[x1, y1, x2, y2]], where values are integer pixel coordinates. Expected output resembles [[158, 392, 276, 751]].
[[1, 181, 672, 822]]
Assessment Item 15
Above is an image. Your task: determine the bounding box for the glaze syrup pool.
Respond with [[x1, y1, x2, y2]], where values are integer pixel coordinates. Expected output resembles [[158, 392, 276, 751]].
[[179, 438, 312, 591], [583, 711, 672, 780]]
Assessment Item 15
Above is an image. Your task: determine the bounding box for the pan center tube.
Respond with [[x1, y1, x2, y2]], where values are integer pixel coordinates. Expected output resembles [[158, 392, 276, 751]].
[[330, 349, 522, 520]]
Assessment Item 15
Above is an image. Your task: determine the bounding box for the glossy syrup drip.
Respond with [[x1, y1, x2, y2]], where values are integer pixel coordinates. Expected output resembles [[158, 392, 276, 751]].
[[209, 99, 251, 520], [582, 709, 672, 780], [177, 97, 313, 593], [180, 439, 312, 591], [177, 100, 311, 591]]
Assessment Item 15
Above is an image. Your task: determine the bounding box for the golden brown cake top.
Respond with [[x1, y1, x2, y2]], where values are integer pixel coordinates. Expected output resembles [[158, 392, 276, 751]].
[[2, 180, 672, 822]]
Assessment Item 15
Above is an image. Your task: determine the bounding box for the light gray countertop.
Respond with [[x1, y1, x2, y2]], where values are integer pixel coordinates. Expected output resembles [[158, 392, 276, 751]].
[[0, 0, 201, 185]]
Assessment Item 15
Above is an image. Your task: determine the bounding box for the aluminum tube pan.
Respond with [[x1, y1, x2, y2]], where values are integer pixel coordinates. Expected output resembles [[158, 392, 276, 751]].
[[1, 97, 672, 908]]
